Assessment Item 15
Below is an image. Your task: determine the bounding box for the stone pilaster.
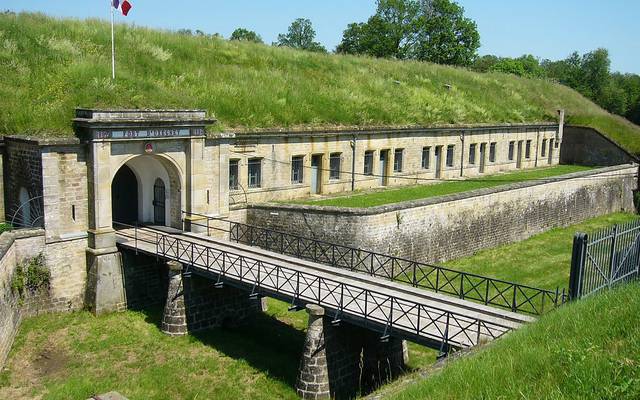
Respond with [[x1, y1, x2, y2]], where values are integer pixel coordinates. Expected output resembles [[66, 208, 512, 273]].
[[161, 261, 187, 336], [85, 248, 126, 315]]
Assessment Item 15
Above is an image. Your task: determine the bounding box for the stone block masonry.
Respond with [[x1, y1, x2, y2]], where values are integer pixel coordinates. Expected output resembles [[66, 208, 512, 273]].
[[182, 273, 265, 332], [161, 261, 187, 336], [296, 305, 406, 400], [3, 138, 43, 224], [244, 164, 639, 265]]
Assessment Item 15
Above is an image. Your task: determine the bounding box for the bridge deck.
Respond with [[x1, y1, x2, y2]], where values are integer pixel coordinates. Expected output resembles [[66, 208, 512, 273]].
[[115, 226, 533, 349]]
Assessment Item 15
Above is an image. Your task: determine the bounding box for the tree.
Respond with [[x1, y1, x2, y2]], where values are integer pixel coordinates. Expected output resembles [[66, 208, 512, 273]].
[[337, 0, 480, 66], [230, 28, 263, 44], [275, 18, 326, 53], [412, 0, 480, 66], [580, 48, 611, 99]]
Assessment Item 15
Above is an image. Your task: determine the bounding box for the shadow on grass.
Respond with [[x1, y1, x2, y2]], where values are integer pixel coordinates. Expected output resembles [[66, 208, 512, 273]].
[[134, 305, 305, 388]]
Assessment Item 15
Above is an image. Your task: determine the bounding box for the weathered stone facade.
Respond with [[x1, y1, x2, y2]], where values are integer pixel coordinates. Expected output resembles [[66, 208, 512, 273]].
[[230, 124, 562, 204], [242, 165, 639, 264]]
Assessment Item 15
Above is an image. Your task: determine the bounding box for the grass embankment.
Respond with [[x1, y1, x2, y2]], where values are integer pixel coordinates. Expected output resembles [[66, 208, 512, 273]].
[[1, 12, 640, 154], [299, 165, 594, 208], [0, 298, 435, 400], [443, 212, 639, 289], [385, 282, 640, 400]]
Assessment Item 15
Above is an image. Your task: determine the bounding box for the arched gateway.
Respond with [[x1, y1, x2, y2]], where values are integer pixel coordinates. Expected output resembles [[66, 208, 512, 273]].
[[111, 155, 182, 228], [72, 109, 221, 315]]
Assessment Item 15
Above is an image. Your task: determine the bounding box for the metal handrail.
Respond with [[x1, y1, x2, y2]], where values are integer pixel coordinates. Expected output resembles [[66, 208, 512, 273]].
[[114, 223, 516, 348], [219, 219, 568, 315]]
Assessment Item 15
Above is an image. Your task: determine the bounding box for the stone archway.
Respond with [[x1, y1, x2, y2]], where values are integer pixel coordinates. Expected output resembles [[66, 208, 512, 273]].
[[111, 155, 182, 228]]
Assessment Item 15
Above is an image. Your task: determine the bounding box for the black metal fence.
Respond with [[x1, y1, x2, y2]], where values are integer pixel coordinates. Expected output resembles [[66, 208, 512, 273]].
[[569, 219, 640, 299], [114, 221, 514, 349], [226, 221, 568, 316]]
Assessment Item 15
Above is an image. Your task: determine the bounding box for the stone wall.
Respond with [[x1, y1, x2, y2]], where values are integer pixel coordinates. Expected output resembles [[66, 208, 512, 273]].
[[183, 274, 263, 331], [242, 165, 638, 264], [121, 250, 168, 310], [0, 230, 45, 368], [3, 138, 43, 225], [561, 126, 638, 166]]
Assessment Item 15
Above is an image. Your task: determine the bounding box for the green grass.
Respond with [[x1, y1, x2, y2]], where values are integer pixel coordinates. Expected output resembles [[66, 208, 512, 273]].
[[298, 165, 595, 208], [1, 12, 640, 155], [385, 282, 640, 400], [0, 298, 436, 400], [443, 212, 639, 289]]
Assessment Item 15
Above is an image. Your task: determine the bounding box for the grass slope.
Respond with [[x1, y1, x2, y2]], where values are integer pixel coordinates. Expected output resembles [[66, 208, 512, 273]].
[[386, 282, 640, 400], [0, 298, 436, 400], [298, 165, 593, 208], [443, 212, 639, 289], [1, 12, 640, 154]]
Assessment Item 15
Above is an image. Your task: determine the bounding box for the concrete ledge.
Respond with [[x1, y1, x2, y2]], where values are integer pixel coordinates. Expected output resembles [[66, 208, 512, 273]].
[[0, 229, 45, 258]]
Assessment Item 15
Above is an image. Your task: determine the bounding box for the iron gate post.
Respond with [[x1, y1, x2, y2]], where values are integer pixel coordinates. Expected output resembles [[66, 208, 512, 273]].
[[608, 225, 619, 288], [569, 233, 588, 300]]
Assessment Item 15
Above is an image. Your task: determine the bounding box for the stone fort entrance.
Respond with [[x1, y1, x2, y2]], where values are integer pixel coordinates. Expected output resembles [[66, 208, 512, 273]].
[[72, 109, 226, 314]]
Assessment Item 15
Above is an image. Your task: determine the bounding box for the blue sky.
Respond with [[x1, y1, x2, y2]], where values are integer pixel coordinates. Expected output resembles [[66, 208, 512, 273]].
[[4, 0, 639, 73]]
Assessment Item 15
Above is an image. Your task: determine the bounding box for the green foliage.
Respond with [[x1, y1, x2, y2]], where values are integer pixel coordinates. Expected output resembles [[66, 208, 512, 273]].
[[0, 298, 435, 399], [10, 253, 49, 298], [634, 191, 640, 213], [337, 0, 480, 66], [0, 222, 12, 234], [275, 18, 326, 53], [443, 212, 638, 290], [300, 165, 594, 208], [1, 12, 640, 155], [230, 28, 263, 43], [389, 283, 640, 400]]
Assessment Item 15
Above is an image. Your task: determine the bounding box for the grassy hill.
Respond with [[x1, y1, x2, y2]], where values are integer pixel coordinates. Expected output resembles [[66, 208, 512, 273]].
[[1, 12, 640, 154], [383, 283, 640, 400]]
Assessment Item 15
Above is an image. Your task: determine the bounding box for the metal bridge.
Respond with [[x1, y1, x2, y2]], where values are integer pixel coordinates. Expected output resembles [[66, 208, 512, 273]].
[[114, 223, 534, 350]]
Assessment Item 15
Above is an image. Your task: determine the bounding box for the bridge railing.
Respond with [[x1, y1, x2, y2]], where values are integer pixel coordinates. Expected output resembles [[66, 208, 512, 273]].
[[180, 212, 568, 316], [114, 220, 515, 349]]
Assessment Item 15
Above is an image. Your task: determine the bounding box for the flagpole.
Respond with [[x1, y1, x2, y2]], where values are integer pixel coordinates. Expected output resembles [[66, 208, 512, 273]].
[[111, 1, 116, 80]]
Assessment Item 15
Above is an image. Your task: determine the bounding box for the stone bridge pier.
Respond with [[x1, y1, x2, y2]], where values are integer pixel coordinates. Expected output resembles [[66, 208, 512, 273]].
[[124, 254, 265, 336], [296, 305, 408, 400]]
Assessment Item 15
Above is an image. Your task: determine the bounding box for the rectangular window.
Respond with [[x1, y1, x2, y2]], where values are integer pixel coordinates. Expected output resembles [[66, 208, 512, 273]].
[[508, 141, 515, 161], [329, 153, 341, 180], [468, 143, 476, 165], [446, 145, 455, 167], [248, 158, 262, 188], [489, 142, 497, 163], [393, 149, 404, 172], [525, 140, 532, 159], [421, 147, 431, 169], [364, 151, 374, 175], [291, 156, 304, 184], [541, 139, 547, 157], [229, 159, 239, 190]]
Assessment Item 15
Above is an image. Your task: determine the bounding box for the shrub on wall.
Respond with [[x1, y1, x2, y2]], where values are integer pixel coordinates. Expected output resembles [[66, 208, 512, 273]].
[[634, 190, 640, 213], [10, 254, 49, 299]]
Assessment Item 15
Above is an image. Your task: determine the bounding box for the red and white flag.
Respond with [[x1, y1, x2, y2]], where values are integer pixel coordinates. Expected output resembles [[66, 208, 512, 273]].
[[112, 0, 133, 16], [121, 1, 132, 16]]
